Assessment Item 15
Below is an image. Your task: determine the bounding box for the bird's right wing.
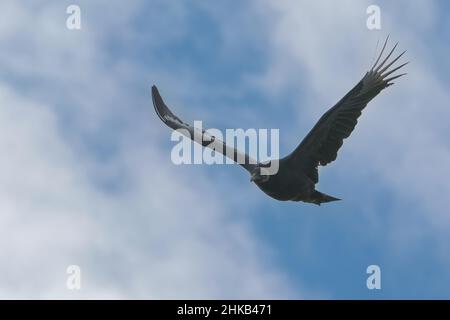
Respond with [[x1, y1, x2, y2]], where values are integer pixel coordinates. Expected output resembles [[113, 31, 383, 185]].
[[285, 37, 407, 184], [152, 85, 257, 172]]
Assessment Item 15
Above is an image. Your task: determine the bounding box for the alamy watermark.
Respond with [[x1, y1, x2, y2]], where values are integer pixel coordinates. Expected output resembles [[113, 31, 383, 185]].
[[66, 265, 81, 290], [66, 5, 81, 30], [366, 265, 381, 290], [366, 5, 381, 30], [170, 121, 280, 175]]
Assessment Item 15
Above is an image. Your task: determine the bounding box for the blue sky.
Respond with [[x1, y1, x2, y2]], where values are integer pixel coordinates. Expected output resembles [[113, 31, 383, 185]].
[[1, 0, 450, 299]]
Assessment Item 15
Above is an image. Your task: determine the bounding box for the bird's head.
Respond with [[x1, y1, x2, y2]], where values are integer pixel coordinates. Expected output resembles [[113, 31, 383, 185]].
[[250, 165, 270, 184]]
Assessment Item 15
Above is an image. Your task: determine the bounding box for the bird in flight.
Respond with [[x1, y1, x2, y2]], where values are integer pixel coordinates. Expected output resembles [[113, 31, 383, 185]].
[[152, 37, 407, 205]]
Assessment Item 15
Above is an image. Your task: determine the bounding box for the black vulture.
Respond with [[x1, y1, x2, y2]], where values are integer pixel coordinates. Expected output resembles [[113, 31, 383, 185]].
[[152, 37, 407, 205]]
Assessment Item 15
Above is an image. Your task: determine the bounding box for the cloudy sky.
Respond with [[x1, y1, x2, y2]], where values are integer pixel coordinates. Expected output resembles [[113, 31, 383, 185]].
[[0, 0, 449, 299]]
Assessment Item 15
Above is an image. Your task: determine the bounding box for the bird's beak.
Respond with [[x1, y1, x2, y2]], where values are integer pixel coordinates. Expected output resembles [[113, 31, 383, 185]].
[[250, 174, 257, 182]]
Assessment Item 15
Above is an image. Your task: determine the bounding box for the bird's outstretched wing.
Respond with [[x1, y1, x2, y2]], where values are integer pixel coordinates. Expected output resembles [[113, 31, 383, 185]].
[[152, 85, 257, 172], [286, 37, 407, 184]]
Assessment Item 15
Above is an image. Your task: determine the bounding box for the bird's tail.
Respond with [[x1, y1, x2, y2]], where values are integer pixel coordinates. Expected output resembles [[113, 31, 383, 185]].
[[309, 190, 341, 206]]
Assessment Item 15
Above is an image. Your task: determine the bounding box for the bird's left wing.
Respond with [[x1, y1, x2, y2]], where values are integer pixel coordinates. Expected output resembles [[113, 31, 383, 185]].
[[285, 38, 407, 183], [152, 85, 257, 173]]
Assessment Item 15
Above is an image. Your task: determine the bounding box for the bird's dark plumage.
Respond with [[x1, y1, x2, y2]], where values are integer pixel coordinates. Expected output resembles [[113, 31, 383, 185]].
[[152, 38, 407, 205]]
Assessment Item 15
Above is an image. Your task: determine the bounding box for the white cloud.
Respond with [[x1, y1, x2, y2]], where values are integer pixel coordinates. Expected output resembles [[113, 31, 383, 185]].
[[0, 1, 296, 298]]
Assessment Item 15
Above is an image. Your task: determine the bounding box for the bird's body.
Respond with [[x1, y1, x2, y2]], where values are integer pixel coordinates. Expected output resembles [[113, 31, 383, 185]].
[[252, 158, 312, 201], [250, 156, 339, 204], [152, 37, 407, 205]]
